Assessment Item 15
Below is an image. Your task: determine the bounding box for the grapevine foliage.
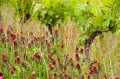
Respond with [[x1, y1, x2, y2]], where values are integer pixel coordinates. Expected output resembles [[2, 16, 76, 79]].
[[1, 0, 120, 60]]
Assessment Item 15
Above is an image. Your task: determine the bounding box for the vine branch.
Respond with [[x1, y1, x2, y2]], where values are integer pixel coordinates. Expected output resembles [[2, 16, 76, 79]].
[[85, 24, 116, 61]]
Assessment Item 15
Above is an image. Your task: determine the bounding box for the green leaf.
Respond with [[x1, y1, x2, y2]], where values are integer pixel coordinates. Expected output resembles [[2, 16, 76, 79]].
[[92, 13, 104, 27], [91, 5, 98, 16]]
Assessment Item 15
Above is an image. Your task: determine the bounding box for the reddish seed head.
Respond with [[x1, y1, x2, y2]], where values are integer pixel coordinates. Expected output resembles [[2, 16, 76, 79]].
[[76, 53, 79, 57], [0, 28, 3, 33], [34, 36, 37, 41], [37, 36, 40, 40], [30, 31, 33, 35], [46, 30, 48, 34], [69, 57, 73, 61], [103, 75, 107, 79], [0, 71, 3, 76], [26, 29, 29, 33], [93, 66, 96, 71], [54, 28, 58, 35], [49, 63, 54, 70], [14, 51, 17, 56], [76, 62, 80, 69], [115, 75, 119, 79], [88, 75, 90, 79], [64, 66, 67, 70], [11, 33, 17, 40], [64, 73, 68, 77], [61, 43, 64, 48], [24, 54, 27, 60], [71, 63, 74, 67], [97, 60, 100, 66], [47, 43, 50, 47], [89, 66, 97, 74], [4, 43, 6, 47], [28, 42, 31, 48], [31, 56, 34, 60], [2, 54, 7, 62], [47, 76, 51, 79], [7, 29, 11, 34], [31, 40, 34, 44], [6, 37, 9, 41], [34, 52, 40, 59], [54, 72, 57, 77], [59, 73, 62, 78], [20, 30, 23, 34], [45, 39, 48, 43], [3, 57, 7, 62], [2, 34, 6, 40], [76, 46, 79, 50], [41, 41, 43, 46], [20, 36, 25, 40], [80, 48, 84, 52], [15, 56, 20, 63], [32, 71, 36, 77], [41, 35, 45, 39], [2, 54, 6, 59], [13, 40, 17, 46], [13, 66, 16, 71], [0, 76, 3, 79], [52, 59, 56, 65], [10, 70, 14, 75], [82, 75, 84, 79], [50, 57, 56, 65], [75, 53, 80, 60]]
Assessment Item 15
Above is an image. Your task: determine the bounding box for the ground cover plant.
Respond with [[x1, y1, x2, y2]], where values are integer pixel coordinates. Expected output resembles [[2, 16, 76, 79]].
[[0, 0, 120, 79]]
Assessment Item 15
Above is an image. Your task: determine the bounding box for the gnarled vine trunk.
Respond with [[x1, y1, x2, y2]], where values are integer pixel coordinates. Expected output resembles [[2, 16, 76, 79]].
[[85, 31, 101, 61]]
